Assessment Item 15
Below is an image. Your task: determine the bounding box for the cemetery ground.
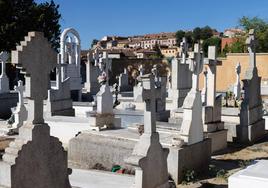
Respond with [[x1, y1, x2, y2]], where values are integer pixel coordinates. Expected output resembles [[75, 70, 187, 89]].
[[0, 127, 267, 187]]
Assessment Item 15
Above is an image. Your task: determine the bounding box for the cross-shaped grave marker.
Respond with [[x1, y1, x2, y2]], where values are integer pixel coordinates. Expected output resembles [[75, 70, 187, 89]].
[[0, 51, 8, 77], [12, 32, 57, 124], [187, 43, 203, 91], [180, 37, 188, 64], [14, 80, 24, 107], [141, 74, 161, 134], [246, 29, 257, 68], [204, 46, 222, 106]]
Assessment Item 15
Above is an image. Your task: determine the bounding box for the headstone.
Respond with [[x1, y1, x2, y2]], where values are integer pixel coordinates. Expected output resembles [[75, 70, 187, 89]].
[[60, 28, 82, 101], [133, 65, 145, 102], [88, 52, 121, 131], [0, 51, 10, 93], [169, 38, 192, 109], [180, 37, 188, 64], [125, 74, 169, 188], [201, 67, 208, 105], [238, 29, 265, 143], [84, 52, 100, 94], [0, 32, 71, 188], [203, 46, 226, 152], [180, 43, 204, 145], [11, 80, 27, 131], [234, 62, 241, 100], [46, 54, 75, 116], [118, 68, 129, 91]]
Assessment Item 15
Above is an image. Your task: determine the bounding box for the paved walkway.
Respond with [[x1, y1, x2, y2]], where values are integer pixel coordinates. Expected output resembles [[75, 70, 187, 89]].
[[70, 169, 134, 188]]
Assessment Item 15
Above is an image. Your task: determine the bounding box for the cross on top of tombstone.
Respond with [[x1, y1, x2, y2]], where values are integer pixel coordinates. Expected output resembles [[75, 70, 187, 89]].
[[180, 37, 188, 63], [204, 46, 222, 66], [0, 51, 9, 77], [187, 43, 203, 91], [12, 32, 57, 124], [246, 29, 257, 67], [236, 62, 241, 75], [141, 74, 161, 134], [14, 80, 24, 106]]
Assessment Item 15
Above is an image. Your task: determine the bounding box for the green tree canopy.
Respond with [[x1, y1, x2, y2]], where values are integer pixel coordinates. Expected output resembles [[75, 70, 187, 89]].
[[238, 16, 268, 52], [0, 0, 61, 51]]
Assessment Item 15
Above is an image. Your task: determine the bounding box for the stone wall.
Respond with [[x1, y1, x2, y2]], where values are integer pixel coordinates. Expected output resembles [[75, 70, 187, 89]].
[[199, 53, 268, 92]]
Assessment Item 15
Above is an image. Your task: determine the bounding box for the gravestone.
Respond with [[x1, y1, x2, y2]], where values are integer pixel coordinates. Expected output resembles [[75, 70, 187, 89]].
[[11, 80, 27, 131], [125, 74, 169, 188], [60, 28, 82, 101], [84, 51, 100, 94], [180, 43, 204, 145], [0, 32, 71, 188], [168, 44, 211, 185], [238, 29, 265, 143], [88, 52, 121, 131], [201, 68, 208, 105], [203, 46, 227, 153], [46, 54, 75, 116], [168, 38, 192, 124], [234, 62, 241, 100], [118, 68, 130, 91], [133, 64, 145, 102], [0, 51, 10, 93]]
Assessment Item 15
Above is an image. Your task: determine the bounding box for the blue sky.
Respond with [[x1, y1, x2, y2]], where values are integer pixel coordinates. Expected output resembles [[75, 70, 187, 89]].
[[36, 0, 268, 49]]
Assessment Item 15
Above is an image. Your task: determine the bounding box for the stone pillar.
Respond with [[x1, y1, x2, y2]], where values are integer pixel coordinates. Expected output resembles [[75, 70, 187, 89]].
[[234, 62, 241, 100], [0, 51, 10, 93], [201, 68, 208, 105]]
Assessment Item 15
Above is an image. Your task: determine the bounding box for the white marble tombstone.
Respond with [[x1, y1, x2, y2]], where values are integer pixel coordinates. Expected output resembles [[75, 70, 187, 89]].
[[126, 74, 169, 188], [11, 80, 27, 131], [118, 68, 129, 91], [201, 67, 208, 105], [234, 62, 241, 100], [238, 29, 265, 143], [0, 51, 10, 93], [0, 32, 71, 188], [180, 43, 204, 145]]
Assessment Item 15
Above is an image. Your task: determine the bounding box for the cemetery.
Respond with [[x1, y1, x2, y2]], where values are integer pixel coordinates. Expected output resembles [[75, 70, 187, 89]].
[[0, 1, 268, 188]]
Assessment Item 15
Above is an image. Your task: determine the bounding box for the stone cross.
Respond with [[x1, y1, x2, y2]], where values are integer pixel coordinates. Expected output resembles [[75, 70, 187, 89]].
[[180, 37, 188, 64], [12, 32, 57, 124], [142, 74, 161, 134], [204, 46, 222, 106], [187, 43, 203, 91], [93, 48, 100, 66], [246, 29, 257, 68], [138, 64, 145, 76], [102, 51, 111, 86], [14, 80, 24, 107], [55, 54, 62, 89], [0, 51, 8, 77], [201, 67, 208, 105], [86, 52, 91, 84], [151, 64, 160, 87], [234, 62, 241, 99]]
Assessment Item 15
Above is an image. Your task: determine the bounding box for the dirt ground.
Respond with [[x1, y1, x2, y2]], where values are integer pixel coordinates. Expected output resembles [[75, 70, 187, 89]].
[[177, 134, 268, 188]]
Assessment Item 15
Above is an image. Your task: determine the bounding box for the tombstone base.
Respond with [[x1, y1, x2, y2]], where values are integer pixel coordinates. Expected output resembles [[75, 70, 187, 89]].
[[89, 113, 121, 131], [125, 133, 169, 188], [0, 123, 71, 188], [156, 110, 170, 122], [237, 119, 265, 143], [204, 121, 224, 132], [167, 138, 211, 185], [204, 129, 227, 153]]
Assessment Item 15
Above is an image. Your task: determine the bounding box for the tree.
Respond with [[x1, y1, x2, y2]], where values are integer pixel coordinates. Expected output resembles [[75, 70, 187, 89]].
[[200, 26, 213, 40], [229, 38, 245, 53], [193, 27, 201, 41], [202, 37, 221, 56], [90, 39, 99, 48], [238, 16, 268, 52], [175, 30, 185, 46], [0, 0, 61, 51], [239, 16, 268, 33]]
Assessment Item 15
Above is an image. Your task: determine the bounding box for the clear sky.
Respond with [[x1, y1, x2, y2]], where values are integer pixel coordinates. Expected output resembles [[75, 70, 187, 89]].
[[36, 0, 268, 49]]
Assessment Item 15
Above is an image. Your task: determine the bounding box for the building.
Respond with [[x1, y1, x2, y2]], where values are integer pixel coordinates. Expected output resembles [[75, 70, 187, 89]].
[[160, 47, 179, 58]]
